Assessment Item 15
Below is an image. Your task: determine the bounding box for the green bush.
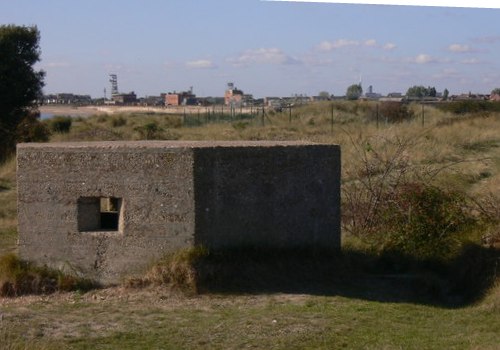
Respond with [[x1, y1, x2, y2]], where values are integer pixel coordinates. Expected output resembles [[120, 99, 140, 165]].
[[374, 184, 474, 259], [47, 116, 72, 133]]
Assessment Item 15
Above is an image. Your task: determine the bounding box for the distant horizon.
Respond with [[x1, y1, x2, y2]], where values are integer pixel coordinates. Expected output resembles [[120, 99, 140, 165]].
[[39, 84, 495, 100], [2, 0, 499, 98]]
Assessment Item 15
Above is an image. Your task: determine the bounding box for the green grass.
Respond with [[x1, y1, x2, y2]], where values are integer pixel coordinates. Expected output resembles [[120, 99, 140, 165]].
[[1, 283, 499, 349], [1, 103, 500, 348]]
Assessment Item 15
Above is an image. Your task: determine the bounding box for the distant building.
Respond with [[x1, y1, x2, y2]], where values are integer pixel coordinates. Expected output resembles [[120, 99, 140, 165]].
[[197, 97, 225, 106], [165, 90, 197, 106], [387, 92, 403, 98], [43, 93, 92, 105], [112, 92, 137, 105], [490, 93, 500, 101], [264, 97, 283, 108], [224, 83, 244, 107], [364, 85, 382, 99], [312, 95, 331, 102], [450, 93, 489, 101], [141, 96, 164, 106]]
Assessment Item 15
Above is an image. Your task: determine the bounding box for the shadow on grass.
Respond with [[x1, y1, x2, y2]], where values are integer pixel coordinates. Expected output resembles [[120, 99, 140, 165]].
[[194, 244, 500, 308]]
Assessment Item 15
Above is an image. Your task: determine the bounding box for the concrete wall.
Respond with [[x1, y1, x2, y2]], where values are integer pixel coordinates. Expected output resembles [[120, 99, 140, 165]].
[[17, 141, 340, 284]]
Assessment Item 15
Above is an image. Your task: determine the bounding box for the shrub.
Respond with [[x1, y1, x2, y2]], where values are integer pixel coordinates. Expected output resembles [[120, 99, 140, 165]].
[[342, 131, 477, 260], [111, 116, 127, 127], [378, 102, 414, 123], [126, 246, 208, 293], [134, 122, 163, 140], [47, 116, 72, 133], [0, 253, 95, 297], [374, 184, 474, 259], [15, 112, 51, 144]]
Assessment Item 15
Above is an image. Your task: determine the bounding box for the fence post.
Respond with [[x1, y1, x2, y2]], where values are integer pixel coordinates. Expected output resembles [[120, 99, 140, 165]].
[[331, 103, 334, 132], [421, 103, 425, 127]]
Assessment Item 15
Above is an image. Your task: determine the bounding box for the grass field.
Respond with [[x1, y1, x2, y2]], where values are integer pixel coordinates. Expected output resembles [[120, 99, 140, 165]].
[[1, 101, 499, 349]]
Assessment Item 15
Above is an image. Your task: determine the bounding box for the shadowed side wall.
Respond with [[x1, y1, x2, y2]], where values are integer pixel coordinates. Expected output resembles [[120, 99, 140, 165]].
[[193, 145, 341, 250]]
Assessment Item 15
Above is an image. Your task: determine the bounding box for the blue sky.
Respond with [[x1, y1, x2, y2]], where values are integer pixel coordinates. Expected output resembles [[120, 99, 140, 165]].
[[1, 0, 499, 98]]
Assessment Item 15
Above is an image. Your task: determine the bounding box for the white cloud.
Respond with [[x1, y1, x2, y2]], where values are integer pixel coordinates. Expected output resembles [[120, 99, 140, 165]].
[[317, 39, 359, 52], [383, 43, 397, 50], [408, 54, 451, 64], [448, 44, 472, 53], [414, 54, 436, 64], [317, 38, 393, 52], [228, 48, 298, 66], [185, 59, 216, 69]]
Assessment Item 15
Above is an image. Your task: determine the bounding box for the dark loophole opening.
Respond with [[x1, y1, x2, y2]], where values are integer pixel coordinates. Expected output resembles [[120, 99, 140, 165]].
[[78, 196, 123, 232], [100, 197, 120, 230]]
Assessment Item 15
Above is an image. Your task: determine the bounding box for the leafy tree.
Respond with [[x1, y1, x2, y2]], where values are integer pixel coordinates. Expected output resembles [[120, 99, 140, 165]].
[[428, 86, 437, 97], [406, 85, 437, 99], [491, 88, 500, 95], [318, 91, 330, 98], [346, 84, 363, 100], [443, 88, 449, 100], [0, 25, 45, 161]]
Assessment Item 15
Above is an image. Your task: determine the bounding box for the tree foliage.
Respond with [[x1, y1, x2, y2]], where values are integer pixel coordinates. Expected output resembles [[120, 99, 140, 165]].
[[346, 84, 363, 100], [406, 85, 437, 98], [0, 25, 45, 161], [443, 88, 449, 100], [491, 88, 500, 95]]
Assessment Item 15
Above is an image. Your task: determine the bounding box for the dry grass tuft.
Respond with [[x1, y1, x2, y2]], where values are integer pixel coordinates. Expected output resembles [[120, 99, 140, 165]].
[[125, 246, 209, 293], [0, 253, 95, 297]]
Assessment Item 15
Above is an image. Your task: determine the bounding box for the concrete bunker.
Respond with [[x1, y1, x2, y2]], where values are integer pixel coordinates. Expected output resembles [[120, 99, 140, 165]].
[[17, 141, 341, 284]]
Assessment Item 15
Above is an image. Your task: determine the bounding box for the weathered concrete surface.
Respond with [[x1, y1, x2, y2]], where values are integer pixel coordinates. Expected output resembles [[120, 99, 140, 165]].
[[17, 141, 340, 284]]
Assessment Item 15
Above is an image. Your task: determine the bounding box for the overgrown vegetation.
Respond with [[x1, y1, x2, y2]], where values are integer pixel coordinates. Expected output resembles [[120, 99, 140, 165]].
[[437, 100, 500, 115], [1, 101, 499, 348], [0, 253, 95, 297], [126, 246, 209, 293], [46, 116, 72, 133]]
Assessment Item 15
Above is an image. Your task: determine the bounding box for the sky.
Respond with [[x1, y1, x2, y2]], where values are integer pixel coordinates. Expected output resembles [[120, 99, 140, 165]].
[[1, 0, 500, 98]]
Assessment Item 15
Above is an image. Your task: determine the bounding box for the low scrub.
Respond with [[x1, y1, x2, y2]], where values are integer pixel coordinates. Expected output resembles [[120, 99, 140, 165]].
[[378, 101, 415, 123], [373, 184, 474, 260], [437, 100, 500, 115], [126, 246, 208, 293], [0, 253, 95, 297], [46, 116, 72, 133]]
